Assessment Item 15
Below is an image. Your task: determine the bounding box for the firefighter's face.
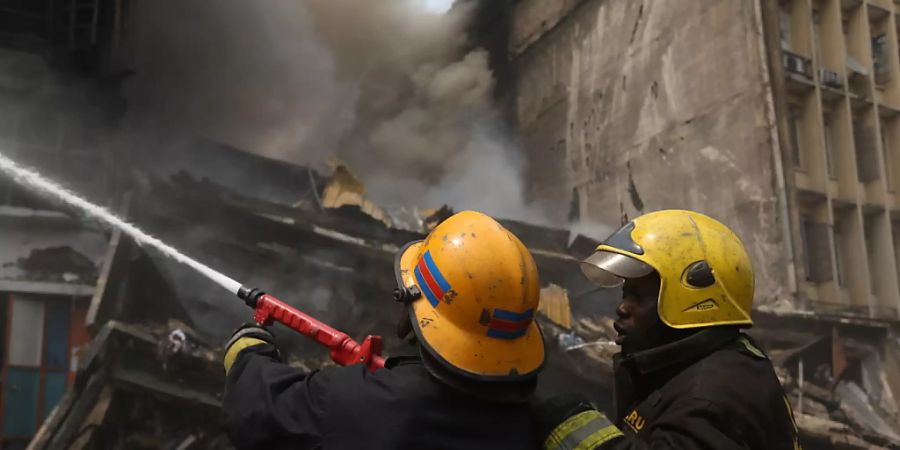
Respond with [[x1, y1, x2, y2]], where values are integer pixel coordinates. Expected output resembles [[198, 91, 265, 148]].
[[614, 272, 666, 355]]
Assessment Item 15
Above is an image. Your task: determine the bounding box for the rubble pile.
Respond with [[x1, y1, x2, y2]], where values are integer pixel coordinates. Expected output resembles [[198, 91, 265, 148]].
[[28, 321, 231, 450], [769, 331, 900, 449], [22, 142, 900, 449], [533, 290, 900, 450], [16, 246, 98, 284]]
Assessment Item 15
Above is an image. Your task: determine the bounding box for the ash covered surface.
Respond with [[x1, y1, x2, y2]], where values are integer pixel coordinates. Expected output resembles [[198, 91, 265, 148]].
[[16, 246, 98, 284]]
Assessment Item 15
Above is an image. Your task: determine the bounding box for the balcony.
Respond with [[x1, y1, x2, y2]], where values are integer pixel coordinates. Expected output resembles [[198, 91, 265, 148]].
[[784, 50, 814, 79]]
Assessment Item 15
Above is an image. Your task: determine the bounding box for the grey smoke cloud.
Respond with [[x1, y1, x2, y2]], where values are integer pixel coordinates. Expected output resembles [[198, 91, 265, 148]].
[[120, 0, 544, 222], [120, 0, 349, 164]]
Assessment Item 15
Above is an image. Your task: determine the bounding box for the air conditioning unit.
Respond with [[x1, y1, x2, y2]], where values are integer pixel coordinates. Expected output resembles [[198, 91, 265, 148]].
[[820, 68, 843, 88], [783, 51, 811, 78]]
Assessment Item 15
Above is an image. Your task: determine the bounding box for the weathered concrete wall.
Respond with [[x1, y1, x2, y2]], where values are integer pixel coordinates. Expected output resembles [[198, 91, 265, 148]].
[[512, 0, 789, 306]]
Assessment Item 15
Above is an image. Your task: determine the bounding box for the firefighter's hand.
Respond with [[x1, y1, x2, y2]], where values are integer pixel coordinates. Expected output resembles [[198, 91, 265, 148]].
[[531, 394, 623, 449], [531, 393, 596, 442], [224, 323, 278, 375]]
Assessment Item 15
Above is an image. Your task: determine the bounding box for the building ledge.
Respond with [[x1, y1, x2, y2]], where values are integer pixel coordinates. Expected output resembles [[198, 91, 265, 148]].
[[0, 279, 95, 296], [756, 307, 900, 328], [878, 102, 900, 118], [0, 205, 71, 220]]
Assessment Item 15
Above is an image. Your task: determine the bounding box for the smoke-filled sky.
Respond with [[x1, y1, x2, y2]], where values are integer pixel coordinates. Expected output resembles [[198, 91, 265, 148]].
[[119, 0, 546, 222], [422, 0, 454, 13]]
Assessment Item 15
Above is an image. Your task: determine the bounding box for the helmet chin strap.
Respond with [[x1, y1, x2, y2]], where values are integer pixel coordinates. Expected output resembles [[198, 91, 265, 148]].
[[395, 304, 414, 340], [393, 285, 421, 339]]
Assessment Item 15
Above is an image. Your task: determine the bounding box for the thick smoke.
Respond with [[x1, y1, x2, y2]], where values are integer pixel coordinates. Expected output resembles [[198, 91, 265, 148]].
[[120, 0, 540, 221], [120, 1, 348, 162]]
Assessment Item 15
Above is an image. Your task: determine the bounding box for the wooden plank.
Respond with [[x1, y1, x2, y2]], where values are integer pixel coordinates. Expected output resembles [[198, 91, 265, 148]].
[[0, 205, 71, 221], [44, 373, 107, 449], [25, 390, 76, 450], [110, 366, 220, 409], [68, 386, 114, 450], [85, 194, 131, 334]]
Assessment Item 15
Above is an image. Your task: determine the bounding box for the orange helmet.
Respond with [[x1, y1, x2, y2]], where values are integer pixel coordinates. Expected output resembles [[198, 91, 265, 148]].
[[394, 211, 544, 380]]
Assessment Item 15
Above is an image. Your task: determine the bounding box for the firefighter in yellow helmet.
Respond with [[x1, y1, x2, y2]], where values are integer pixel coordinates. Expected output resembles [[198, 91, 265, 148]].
[[534, 210, 801, 450], [223, 211, 545, 449]]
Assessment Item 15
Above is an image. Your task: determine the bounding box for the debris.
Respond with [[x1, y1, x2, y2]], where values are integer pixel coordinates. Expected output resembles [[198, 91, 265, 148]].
[[795, 413, 887, 450], [166, 329, 188, 354], [321, 159, 445, 233], [574, 316, 617, 342], [21, 144, 899, 449], [17, 246, 97, 283], [835, 381, 900, 445], [174, 435, 199, 450], [538, 284, 572, 329], [557, 332, 584, 349], [28, 321, 231, 450]]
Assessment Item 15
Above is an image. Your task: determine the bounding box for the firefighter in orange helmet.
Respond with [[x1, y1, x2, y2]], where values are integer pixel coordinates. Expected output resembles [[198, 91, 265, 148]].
[[223, 211, 545, 449]]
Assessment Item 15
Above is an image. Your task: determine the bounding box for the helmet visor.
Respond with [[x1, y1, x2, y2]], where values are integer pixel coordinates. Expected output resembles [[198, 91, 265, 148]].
[[580, 250, 654, 287]]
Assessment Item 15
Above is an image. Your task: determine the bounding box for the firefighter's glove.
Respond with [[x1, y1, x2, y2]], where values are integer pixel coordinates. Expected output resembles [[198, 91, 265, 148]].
[[224, 323, 278, 375], [532, 394, 623, 450]]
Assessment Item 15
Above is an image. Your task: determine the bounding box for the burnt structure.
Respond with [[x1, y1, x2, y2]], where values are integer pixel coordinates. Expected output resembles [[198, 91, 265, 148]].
[[0, 0, 897, 448]]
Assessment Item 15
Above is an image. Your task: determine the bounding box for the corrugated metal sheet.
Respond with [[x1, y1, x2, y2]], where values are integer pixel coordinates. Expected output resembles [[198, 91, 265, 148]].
[[320, 160, 437, 232], [538, 283, 572, 329]]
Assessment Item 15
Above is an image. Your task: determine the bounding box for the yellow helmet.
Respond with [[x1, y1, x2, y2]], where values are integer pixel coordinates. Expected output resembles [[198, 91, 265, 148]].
[[394, 210, 544, 380], [580, 210, 754, 329]]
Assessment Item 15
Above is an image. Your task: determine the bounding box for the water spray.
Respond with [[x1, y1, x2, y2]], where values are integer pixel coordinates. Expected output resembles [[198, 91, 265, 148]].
[[0, 152, 384, 371]]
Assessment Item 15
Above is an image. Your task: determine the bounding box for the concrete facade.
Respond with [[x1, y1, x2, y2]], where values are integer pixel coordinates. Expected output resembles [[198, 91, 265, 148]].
[[511, 0, 791, 308], [507, 0, 900, 434]]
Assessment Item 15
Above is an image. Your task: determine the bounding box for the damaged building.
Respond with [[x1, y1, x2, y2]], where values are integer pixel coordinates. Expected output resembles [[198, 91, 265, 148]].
[[0, 0, 898, 449], [487, 0, 900, 447], [19, 141, 617, 449]]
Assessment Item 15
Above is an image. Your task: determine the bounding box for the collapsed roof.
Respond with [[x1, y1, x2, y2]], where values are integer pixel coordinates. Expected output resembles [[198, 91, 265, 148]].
[[27, 141, 900, 450]]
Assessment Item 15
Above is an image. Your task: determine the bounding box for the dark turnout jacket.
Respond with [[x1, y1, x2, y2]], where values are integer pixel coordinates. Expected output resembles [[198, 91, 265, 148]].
[[537, 328, 801, 450], [223, 342, 539, 450]]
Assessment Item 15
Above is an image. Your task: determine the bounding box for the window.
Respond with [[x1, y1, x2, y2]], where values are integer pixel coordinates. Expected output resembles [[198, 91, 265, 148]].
[[834, 228, 844, 287], [801, 217, 815, 280], [2, 295, 72, 446], [789, 105, 804, 168], [854, 119, 880, 182], [801, 215, 834, 283], [873, 33, 891, 85], [893, 226, 900, 286], [842, 17, 850, 53], [812, 9, 822, 61], [882, 126, 893, 190], [824, 116, 835, 179], [780, 1, 793, 50]]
